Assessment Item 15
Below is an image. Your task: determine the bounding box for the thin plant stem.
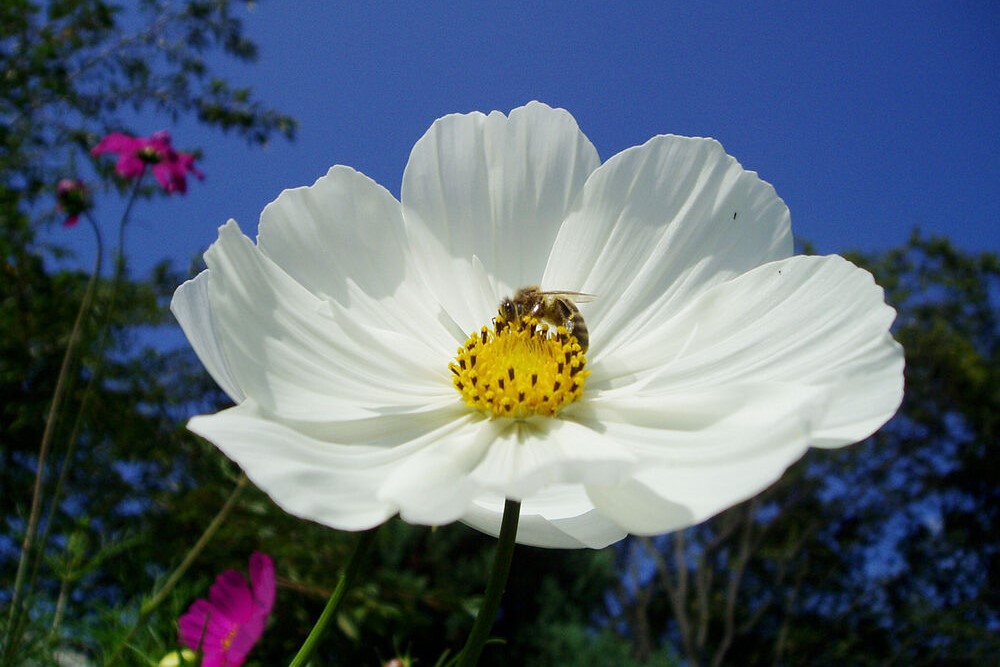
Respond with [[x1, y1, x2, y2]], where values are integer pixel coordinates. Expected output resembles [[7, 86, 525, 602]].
[[24, 172, 142, 644], [39, 214, 111, 641], [3, 211, 104, 665], [456, 498, 521, 667], [288, 527, 381, 667], [41, 181, 137, 575], [104, 474, 249, 666]]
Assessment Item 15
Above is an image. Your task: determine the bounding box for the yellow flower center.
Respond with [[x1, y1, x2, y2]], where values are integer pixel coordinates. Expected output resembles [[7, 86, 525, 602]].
[[221, 625, 239, 651], [139, 146, 163, 163], [449, 313, 590, 418]]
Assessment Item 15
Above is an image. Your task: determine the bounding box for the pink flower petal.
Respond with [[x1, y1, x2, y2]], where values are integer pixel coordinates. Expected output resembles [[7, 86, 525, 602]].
[[91, 132, 141, 156], [177, 553, 273, 666], [248, 552, 275, 613], [92, 130, 201, 193], [178, 152, 205, 180], [115, 155, 146, 179], [152, 162, 183, 193], [149, 129, 173, 146], [226, 613, 266, 663], [178, 598, 215, 650], [208, 570, 254, 623]]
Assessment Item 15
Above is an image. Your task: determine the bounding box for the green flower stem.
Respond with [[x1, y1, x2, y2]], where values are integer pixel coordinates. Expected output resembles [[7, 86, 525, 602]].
[[10, 173, 144, 660], [457, 498, 521, 667], [41, 213, 109, 641], [43, 179, 137, 572], [104, 474, 249, 666], [43, 180, 140, 642], [288, 527, 380, 667], [2, 212, 104, 666]]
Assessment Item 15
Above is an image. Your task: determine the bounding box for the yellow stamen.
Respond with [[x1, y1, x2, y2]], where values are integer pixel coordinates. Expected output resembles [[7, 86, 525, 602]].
[[139, 146, 163, 164], [221, 625, 239, 651], [449, 313, 589, 418]]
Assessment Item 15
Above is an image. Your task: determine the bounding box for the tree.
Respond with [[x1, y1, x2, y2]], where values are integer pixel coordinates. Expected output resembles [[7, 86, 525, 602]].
[[1, 2, 294, 663]]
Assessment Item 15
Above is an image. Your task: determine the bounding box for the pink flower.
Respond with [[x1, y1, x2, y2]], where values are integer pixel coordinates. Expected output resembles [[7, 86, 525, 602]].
[[56, 178, 91, 227], [91, 130, 204, 194], [178, 552, 275, 667]]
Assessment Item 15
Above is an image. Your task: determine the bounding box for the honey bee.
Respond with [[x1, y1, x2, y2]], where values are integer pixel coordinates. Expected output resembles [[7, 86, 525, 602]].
[[499, 286, 594, 352]]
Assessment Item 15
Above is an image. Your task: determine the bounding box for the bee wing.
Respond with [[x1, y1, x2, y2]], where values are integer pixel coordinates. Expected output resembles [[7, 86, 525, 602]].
[[538, 290, 596, 303]]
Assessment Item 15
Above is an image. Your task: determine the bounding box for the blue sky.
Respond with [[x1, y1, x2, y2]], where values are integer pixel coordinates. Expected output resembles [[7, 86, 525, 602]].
[[69, 1, 998, 278]]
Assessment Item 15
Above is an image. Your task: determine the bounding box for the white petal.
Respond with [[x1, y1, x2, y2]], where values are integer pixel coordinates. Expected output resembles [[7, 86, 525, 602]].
[[203, 220, 446, 421], [542, 134, 792, 358], [584, 384, 823, 535], [189, 401, 474, 531], [257, 166, 410, 304], [466, 417, 638, 498], [462, 486, 627, 549], [252, 166, 465, 353], [255, 166, 459, 354], [595, 254, 903, 447], [379, 415, 639, 525], [376, 415, 496, 525], [170, 271, 245, 402], [401, 101, 600, 333], [580, 383, 828, 465], [329, 277, 463, 359], [587, 425, 809, 535], [580, 380, 831, 534]]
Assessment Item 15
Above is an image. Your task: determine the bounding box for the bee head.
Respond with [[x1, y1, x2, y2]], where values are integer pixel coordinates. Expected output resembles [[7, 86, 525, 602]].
[[499, 297, 517, 323]]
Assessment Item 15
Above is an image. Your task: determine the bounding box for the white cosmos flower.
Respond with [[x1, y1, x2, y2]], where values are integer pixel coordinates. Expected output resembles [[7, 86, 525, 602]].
[[171, 102, 904, 549]]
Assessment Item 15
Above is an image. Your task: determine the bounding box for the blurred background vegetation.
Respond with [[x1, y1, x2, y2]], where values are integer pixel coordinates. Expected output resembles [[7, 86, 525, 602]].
[[2, 2, 997, 665]]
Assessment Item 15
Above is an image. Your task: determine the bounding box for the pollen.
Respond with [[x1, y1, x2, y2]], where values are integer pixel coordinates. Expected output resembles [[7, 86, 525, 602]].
[[221, 625, 239, 650], [449, 313, 590, 418]]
